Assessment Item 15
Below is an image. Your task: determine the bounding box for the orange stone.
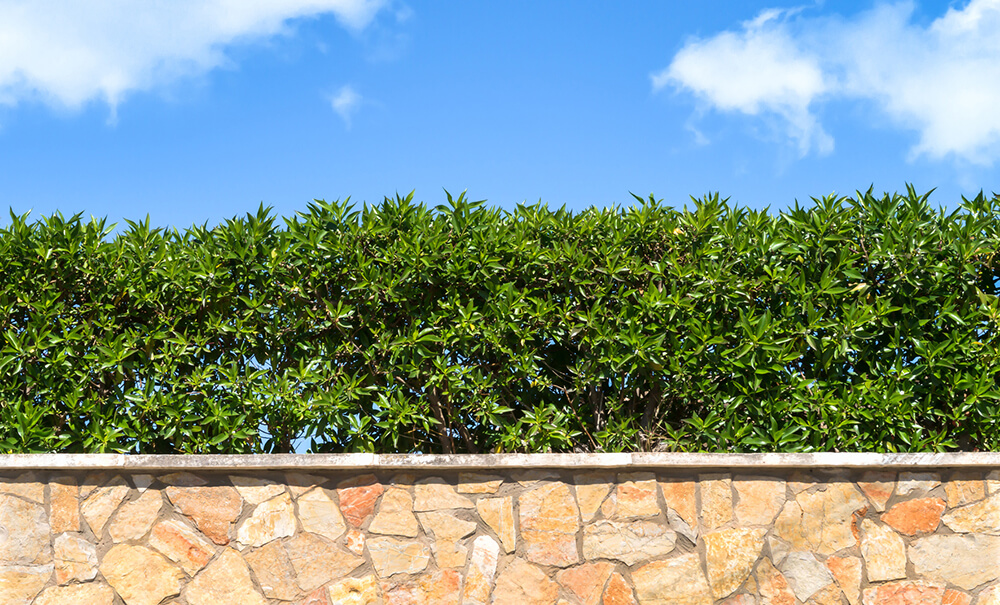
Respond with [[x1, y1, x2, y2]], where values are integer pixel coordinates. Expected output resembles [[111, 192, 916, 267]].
[[858, 471, 895, 512], [880, 498, 945, 535], [756, 558, 795, 605], [825, 555, 862, 605], [658, 479, 697, 528], [862, 581, 948, 605], [602, 572, 637, 605], [297, 586, 330, 605], [614, 473, 659, 519], [556, 562, 614, 605], [336, 475, 384, 527], [944, 474, 985, 508], [165, 485, 243, 545], [943, 589, 972, 605], [381, 569, 460, 605], [50, 476, 80, 533]]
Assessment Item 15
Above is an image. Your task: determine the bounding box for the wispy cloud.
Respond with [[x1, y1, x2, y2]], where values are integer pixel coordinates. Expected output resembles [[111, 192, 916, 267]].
[[657, 0, 1000, 164], [0, 0, 387, 112], [330, 84, 362, 128]]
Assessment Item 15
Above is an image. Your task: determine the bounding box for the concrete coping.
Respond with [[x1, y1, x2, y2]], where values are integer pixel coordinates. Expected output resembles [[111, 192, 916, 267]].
[[0, 452, 997, 471]]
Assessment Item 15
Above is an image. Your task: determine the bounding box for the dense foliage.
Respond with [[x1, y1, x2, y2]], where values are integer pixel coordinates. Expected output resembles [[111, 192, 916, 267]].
[[1, 187, 998, 454]]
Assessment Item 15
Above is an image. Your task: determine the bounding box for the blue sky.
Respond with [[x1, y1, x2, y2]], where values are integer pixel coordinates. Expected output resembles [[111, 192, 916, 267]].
[[0, 0, 997, 229]]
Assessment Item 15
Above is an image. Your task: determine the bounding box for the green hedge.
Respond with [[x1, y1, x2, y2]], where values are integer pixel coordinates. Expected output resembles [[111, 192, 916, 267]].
[[1, 187, 998, 454]]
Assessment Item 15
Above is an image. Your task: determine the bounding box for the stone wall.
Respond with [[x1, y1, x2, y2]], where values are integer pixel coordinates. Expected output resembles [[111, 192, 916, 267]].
[[0, 456, 998, 604]]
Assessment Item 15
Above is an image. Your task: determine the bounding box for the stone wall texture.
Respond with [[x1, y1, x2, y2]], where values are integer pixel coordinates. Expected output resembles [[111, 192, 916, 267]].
[[0, 465, 998, 605]]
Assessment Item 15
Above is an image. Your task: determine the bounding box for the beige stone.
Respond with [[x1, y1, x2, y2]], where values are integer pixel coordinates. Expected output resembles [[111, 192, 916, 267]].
[[896, 472, 940, 496], [659, 479, 697, 528], [285, 532, 364, 592], [165, 485, 243, 545], [418, 510, 477, 568], [705, 527, 767, 599], [49, 476, 80, 533], [557, 562, 614, 605], [369, 488, 419, 537], [336, 475, 383, 527], [808, 583, 844, 605], [0, 565, 53, 605], [462, 535, 500, 605], [779, 552, 834, 602], [109, 489, 162, 542], [235, 491, 296, 547], [346, 527, 366, 555], [414, 477, 475, 510], [100, 544, 183, 605], [285, 472, 328, 497], [976, 585, 1000, 605], [184, 548, 267, 605], [328, 575, 381, 604], [367, 537, 431, 577], [988, 470, 1000, 495], [583, 519, 675, 565], [34, 582, 115, 605], [700, 473, 734, 530], [477, 496, 516, 552], [756, 557, 795, 605], [131, 474, 154, 492], [860, 519, 906, 582], [228, 476, 285, 505], [148, 518, 215, 576], [0, 493, 51, 564], [458, 473, 503, 493], [767, 535, 790, 565], [381, 569, 461, 605], [774, 482, 867, 555], [244, 541, 300, 601], [945, 473, 985, 507], [857, 471, 895, 512], [941, 491, 1000, 534], [80, 476, 129, 539], [719, 596, 756, 605], [493, 558, 559, 605], [614, 472, 659, 519], [298, 487, 347, 541], [633, 553, 713, 605], [79, 472, 111, 498], [575, 473, 615, 522], [53, 533, 97, 583], [825, 555, 862, 605], [881, 497, 945, 535], [519, 481, 580, 566], [734, 476, 786, 526], [0, 472, 44, 503], [602, 572, 638, 605], [908, 534, 1000, 590]]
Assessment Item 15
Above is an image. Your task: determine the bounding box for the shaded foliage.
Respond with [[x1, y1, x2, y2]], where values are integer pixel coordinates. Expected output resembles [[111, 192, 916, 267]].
[[1, 187, 998, 453]]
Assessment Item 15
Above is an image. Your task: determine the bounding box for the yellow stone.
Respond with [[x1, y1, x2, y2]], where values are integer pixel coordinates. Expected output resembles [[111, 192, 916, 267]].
[[53, 533, 97, 584], [81, 476, 129, 539], [633, 553, 713, 605], [369, 488, 419, 537], [148, 518, 215, 576], [614, 472, 659, 519], [575, 472, 614, 522], [227, 476, 285, 505], [183, 548, 267, 605], [704, 527, 767, 599], [519, 482, 580, 567], [493, 558, 559, 605], [100, 544, 183, 605], [582, 519, 676, 566], [458, 473, 503, 494], [941, 491, 1000, 534], [244, 541, 299, 601], [733, 476, 786, 526], [462, 535, 501, 605], [0, 493, 51, 564], [285, 532, 364, 592], [418, 510, 476, 568], [0, 565, 54, 605], [860, 519, 906, 582], [413, 477, 474, 510], [33, 583, 114, 605], [774, 482, 867, 555], [49, 476, 80, 533], [699, 474, 733, 531], [235, 491, 296, 547], [297, 487, 347, 541], [109, 489, 162, 542], [367, 536, 431, 577], [477, 495, 516, 552], [328, 576, 380, 604], [944, 473, 985, 507]]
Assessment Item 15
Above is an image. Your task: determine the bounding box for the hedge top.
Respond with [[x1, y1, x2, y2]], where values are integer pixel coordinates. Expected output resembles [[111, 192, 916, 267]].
[[1, 187, 998, 454]]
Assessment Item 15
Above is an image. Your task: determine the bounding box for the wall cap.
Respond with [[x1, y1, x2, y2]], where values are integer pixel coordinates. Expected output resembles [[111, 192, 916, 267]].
[[0, 452, 997, 471]]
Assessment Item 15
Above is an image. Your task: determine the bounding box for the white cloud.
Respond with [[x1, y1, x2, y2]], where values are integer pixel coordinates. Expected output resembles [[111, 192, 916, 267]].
[[0, 0, 386, 111], [330, 84, 361, 128], [658, 0, 1000, 164]]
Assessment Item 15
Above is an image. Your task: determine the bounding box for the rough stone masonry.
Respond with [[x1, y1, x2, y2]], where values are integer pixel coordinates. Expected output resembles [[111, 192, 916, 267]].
[[0, 460, 998, 604]]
